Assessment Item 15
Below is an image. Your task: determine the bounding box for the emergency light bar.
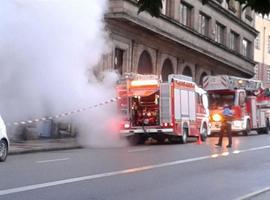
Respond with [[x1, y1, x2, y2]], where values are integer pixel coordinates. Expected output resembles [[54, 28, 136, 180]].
[[168, 74, 193, 82], [130, 80, 159, 87], [122, 73, 159, 81]]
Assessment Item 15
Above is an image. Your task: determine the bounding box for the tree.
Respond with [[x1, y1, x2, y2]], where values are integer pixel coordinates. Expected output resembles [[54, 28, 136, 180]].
[[137, 0, 270, 17]]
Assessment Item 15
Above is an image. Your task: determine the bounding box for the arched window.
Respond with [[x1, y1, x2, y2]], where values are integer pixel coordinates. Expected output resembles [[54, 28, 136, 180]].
[[199, 72, 207, 86], [161, 59, 174, 82], [138, 51, 153, 74], [182, 66, 192, 77], [114, 48, 124, 75]]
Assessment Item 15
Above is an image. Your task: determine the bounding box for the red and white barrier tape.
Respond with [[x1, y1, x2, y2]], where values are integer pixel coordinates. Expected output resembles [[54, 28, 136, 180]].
[[6, 97, 121, 127]]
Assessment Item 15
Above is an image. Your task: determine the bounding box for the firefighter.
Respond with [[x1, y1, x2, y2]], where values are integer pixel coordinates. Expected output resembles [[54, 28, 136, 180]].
[[216, 104, 233, 148]]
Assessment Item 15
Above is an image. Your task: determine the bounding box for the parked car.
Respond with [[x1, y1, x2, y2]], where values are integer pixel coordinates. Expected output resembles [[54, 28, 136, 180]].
[[0, 115, 8, 162]]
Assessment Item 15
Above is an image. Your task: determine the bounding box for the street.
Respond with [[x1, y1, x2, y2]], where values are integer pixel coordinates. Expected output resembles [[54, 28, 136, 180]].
[[1, 134, 270, 200], [0, 0, 269, 200]]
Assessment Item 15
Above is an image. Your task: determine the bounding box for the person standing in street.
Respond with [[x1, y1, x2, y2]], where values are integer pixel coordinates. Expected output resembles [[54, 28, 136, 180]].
[[216, 104, 233, 148]]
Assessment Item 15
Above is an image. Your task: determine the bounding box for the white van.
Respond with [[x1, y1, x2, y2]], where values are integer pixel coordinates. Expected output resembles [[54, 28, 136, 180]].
[[0, 116, 8, 162]]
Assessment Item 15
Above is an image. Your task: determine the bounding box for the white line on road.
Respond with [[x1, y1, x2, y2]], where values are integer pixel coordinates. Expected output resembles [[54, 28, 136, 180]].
[[235, 186, 270, 200], [36, 158, 70, 164], [2, 144, 270, 196], [128, 148, 149, 153]]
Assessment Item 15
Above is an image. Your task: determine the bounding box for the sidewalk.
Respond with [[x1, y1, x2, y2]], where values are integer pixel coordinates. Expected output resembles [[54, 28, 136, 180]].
[[9, 138, 82, 155]]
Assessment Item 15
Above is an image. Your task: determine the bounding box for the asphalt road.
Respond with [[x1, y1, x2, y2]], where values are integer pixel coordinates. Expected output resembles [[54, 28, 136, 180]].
[[1, 134, 270, 200]]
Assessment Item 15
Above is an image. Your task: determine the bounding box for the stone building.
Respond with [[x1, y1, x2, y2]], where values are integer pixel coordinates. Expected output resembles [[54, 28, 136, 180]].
[[254, 15, 270, 87], [103, 0, 258, 85]]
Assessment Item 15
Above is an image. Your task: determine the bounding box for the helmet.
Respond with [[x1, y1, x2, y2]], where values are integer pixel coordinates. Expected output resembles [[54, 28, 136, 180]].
[[224, 104, 230, 108]]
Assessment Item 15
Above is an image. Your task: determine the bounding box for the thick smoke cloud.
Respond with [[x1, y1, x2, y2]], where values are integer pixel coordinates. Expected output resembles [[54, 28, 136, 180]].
[[0, 0, 124, 147]]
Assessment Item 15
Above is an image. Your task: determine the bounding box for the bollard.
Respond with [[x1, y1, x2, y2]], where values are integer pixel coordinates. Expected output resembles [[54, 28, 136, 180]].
[[196, 134, 203, 145]]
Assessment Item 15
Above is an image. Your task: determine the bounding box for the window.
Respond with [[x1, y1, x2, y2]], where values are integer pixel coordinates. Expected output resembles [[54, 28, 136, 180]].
[[180, 2, 192, 27], [161, 0, 167, 15], [242, 39, 251, 58], [161, 59, 174, 82], [242, 39, 247, 56], [114, 48, 124, 75], [182, 66, 192, 77], [215, 22, 226, 45], [198, 13, 210, 37], [267, 68, 270, 82], [230, 31, 239, 52], [254, 65, 258, 79], [209, 93, 235, 108], [138, 50, 153, 74], [268, 36, 270, 54], [255, 33, 260, 50]]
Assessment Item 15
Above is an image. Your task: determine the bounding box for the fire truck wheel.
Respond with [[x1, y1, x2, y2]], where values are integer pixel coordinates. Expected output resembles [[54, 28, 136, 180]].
[[127, 135, 146, 145], [180, 128, 188, 144], [156, 137, 165, 144], [243, 120, 251, 136], [200, 124, 208, 142]]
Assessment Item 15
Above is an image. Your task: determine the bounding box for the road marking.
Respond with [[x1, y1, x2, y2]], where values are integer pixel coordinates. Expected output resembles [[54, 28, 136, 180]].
[[235, 186, 270, 200], [128, 148, 149, 153], [0, 155, 211, 196], [1, 144, 270, 196], [36, 158, 70, 164]]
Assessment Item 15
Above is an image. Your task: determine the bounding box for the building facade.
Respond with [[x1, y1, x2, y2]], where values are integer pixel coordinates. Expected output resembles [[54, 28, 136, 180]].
[[254, 15, 270, 87], [103, 0, 257, 85]]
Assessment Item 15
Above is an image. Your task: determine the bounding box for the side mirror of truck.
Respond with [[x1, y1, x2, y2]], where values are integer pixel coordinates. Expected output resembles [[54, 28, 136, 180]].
[[202, 94, 209, 109], [265, 88, 270, 97]]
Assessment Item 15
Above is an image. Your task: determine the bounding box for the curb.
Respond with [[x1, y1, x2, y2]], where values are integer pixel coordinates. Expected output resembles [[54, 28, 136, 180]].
[[9, 145, 83, 155]]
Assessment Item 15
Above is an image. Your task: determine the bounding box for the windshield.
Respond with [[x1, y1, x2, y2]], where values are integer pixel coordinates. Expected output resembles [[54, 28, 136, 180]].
[[208, 93, 235, 108]]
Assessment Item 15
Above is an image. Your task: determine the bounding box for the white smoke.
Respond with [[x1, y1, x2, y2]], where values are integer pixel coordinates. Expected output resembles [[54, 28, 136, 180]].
[[0, 0, 125, 147]]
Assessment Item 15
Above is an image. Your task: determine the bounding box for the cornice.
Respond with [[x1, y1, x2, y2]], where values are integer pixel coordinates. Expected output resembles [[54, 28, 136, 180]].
[[206, 0, 258, 36], [126, 0, 258, 36]]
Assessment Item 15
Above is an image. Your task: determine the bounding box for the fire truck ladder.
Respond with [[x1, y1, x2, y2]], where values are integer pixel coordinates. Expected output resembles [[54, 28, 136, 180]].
[[226, 76, 263, 91]]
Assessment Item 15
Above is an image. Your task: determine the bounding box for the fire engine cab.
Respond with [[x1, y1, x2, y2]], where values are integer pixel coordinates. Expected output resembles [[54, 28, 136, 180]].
[[117, 73, 210, 145], [203, 75, 270, 135]]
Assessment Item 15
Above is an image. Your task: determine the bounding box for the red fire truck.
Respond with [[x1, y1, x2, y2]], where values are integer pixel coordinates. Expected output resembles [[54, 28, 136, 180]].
[[117, 73, 210, 145], [203, 75, 270, 135]]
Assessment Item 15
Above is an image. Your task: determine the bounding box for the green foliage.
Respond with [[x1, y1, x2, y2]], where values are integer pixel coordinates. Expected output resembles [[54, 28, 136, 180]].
[[242, 0, 270, 16], [137, 0, 163, 17], [137, 0, 270, 17]]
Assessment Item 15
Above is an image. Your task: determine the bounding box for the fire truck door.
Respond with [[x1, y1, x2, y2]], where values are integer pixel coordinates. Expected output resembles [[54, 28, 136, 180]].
[[174, 89, 181, 120], [250, 97, 257, 128], [188, 91, 196, 121], [260, 111, 266, 127], [179, 90, 196, 121], [202, 94, 209, 115], [180, 90, 189, 118]]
